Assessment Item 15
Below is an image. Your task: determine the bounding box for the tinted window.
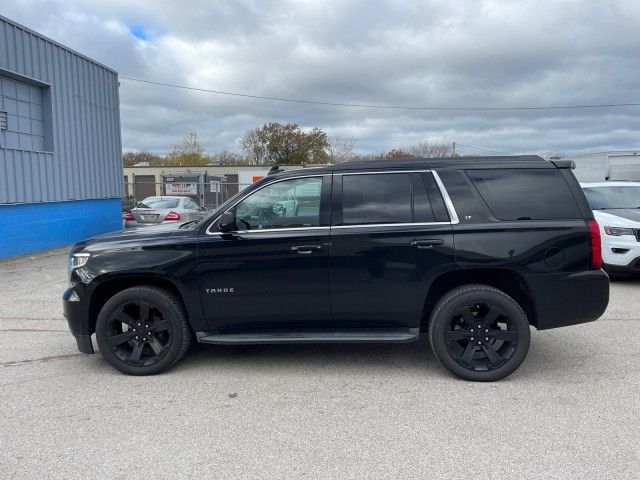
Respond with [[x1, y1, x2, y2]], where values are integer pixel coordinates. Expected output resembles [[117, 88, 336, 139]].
[[422, 173, 450, 222], [583, 185, 640, 210], [467, 169, 581, 220], [436, 170, 490, 223], [412, 173, 435, 222], [137, 197, 180, 209], [234, 177, 322, 230], [342, 174, 411, 225]]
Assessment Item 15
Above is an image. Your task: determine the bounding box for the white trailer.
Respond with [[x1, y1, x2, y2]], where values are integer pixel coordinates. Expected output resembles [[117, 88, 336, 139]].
[[563, 151, 640, 182]]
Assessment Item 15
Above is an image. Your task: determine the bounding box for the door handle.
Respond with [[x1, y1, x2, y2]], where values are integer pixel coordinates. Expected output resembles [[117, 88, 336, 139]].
[[411, 239, 444, 249], [291, 245, 323, 254]]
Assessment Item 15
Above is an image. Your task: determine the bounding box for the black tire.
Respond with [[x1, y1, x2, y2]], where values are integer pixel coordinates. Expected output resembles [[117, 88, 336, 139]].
[[428, 284, 530, 382], [95, 286, 191, 375]]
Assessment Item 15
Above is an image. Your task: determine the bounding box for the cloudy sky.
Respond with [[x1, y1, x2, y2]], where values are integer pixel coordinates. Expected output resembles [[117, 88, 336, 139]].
[[5, 0, 640, 156]]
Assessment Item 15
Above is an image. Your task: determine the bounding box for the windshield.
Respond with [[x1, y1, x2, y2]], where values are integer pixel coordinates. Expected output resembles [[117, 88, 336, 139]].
[[583, 186, 640, 210], [137, 197, 180, 209]]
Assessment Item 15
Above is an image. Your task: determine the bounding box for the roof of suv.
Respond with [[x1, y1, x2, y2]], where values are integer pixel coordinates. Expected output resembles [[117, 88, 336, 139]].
[[271, 155, 553, 177]]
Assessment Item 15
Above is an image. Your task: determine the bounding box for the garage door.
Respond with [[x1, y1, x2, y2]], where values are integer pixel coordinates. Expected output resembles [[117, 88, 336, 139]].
[[609, 164, 640, 181], [134, 175, 156, 201]]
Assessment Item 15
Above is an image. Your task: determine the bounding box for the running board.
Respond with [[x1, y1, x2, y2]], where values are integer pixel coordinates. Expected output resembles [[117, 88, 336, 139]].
[[196, 328, 419, 345]]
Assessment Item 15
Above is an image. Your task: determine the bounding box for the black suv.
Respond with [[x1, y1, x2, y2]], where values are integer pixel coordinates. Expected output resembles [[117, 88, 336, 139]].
[[63, 156, 609, 381]]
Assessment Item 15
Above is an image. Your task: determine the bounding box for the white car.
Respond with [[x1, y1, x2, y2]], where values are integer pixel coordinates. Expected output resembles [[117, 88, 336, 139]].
[[125, 196, 207, 227], [581, 181, 640, 274]]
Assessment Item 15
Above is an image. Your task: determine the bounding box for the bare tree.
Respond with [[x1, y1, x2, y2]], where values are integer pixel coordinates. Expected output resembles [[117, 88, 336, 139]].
[[167, 132, 208, 166], [239, 127, 267, 165], [208, 150, 250, 166], [326, 136, 356, 163], [172, 132, 205, 156], [408, 140, 456, 158]]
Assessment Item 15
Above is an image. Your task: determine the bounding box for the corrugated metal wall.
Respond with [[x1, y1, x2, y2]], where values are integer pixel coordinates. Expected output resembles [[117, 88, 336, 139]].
[[0, 15, 122, 204]]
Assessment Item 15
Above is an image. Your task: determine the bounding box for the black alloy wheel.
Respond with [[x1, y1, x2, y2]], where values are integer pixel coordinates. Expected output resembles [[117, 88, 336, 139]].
[[444, 303, 518, 372], [428, 284, 530, 382], [96, 286, 191, 375], [104, 300, 172, 367]]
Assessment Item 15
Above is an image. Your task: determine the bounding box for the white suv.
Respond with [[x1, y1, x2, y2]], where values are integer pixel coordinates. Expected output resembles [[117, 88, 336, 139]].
[[581, 181, 640, 274]]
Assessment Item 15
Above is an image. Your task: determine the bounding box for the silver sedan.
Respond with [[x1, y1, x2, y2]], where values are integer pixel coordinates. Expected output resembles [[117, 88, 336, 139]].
[[125, 196, 207, 227]]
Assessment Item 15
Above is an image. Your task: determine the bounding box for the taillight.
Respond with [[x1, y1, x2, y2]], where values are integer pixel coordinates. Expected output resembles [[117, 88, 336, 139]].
[[124, 212, 134, 221], [587, 219, 602, 269], [165, 211, 181, 221]]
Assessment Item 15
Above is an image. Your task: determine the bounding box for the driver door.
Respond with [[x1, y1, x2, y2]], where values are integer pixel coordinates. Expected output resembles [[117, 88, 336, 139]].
[[197, 174, 332, 331]]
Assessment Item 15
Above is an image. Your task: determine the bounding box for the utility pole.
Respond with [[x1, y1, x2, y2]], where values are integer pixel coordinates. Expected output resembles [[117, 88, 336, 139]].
[[452, 141, 456, 157]]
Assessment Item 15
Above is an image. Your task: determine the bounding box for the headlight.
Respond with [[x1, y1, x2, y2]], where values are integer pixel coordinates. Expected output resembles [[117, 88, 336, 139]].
[[68, 253, 90, 276], [603, 226, 635, 236]]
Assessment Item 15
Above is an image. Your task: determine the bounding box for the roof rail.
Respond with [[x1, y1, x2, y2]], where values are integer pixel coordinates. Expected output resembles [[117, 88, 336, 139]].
[[268, 165, 285, 175]]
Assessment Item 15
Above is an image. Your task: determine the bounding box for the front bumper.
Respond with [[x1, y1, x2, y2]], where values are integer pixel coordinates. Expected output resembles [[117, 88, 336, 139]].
[[62, 287, 94, 354], [604, 257, 640, 274], [601, 235, 640, 267], [528, 269, 609, 330]]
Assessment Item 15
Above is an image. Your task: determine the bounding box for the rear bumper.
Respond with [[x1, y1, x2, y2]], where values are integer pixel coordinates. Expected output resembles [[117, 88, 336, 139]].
[[528, 270, 609, 330], [62, 287, 94, 354]]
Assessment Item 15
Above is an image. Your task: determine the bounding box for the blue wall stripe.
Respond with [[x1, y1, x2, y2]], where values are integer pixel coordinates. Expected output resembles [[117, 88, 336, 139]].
[[0, 198, 122, 259]]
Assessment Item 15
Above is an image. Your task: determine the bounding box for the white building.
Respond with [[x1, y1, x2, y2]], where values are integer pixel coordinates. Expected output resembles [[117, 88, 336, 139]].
[[122, 164, 304, 209], [563, 150, 640, 182]]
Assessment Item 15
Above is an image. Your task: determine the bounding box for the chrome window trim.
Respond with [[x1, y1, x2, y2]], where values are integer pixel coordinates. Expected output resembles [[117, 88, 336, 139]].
[[340, 169, 432, 175], [207, 226, 330, 235], [332, 221, 450, 229], [205, 174, 325, 235], [431, 170, 460, 224]]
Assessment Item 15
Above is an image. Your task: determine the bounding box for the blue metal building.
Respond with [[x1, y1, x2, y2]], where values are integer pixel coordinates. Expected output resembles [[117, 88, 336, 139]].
[[0, 15, 122, 259]]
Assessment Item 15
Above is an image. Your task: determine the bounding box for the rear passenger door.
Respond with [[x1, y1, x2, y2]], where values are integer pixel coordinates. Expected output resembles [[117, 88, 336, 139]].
[[329, 170, 456, 329]]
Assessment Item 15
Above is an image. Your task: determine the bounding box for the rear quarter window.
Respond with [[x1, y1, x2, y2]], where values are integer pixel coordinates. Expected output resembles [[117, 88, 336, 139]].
[[467, 168, 581, 220]]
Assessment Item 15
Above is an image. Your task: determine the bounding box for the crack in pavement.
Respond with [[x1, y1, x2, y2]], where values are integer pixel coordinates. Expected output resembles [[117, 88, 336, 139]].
[[0, 353, 84, 368], [0, 328, 67, 332], [0, 317, 66, 321]]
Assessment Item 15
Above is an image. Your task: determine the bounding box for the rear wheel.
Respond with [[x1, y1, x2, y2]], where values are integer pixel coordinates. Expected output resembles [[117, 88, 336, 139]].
[[428, 284, 530, 381], [95, 286, 191, 375]]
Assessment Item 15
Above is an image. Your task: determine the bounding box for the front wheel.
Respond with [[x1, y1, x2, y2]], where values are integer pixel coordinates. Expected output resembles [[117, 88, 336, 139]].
[[428, 284, 530, 382], [95, 286, 191, 375]]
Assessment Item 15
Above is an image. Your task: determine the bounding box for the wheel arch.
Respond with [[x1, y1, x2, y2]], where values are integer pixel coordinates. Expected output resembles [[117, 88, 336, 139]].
[[421, 268, 537, 329], [88, 275, 191, 335]]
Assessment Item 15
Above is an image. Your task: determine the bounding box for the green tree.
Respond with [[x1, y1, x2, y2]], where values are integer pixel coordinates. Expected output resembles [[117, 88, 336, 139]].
[[123, 150, 163, 167], [240, 122, 329, 165]]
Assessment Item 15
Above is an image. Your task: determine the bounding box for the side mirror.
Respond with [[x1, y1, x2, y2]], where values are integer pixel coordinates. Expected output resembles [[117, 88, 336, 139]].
[[218, 211, 235, 232]]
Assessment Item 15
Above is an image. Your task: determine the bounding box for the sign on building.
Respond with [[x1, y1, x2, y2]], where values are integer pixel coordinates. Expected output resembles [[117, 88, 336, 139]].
[[165, 182, 198, 195]]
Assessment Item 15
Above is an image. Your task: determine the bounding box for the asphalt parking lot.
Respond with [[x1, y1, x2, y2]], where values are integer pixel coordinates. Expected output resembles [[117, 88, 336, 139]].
[[1, 249, 639, 479]]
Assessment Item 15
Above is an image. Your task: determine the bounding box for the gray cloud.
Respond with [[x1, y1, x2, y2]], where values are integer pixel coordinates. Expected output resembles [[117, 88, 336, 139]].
[[6, 0, 640, 155]]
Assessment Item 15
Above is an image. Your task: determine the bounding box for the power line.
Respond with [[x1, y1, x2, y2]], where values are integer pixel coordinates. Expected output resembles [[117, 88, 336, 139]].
[[119, 76, 640, 112]]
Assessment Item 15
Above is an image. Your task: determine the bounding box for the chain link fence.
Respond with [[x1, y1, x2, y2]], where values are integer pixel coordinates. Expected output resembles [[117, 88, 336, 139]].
[[123, 180, 253, 213]]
